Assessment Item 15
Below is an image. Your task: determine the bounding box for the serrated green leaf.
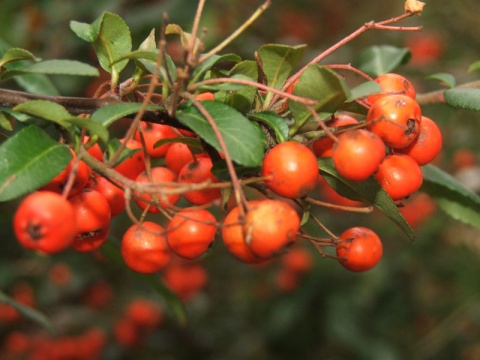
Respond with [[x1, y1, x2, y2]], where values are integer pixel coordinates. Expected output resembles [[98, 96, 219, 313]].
[[1, 60, 99, 80], [444, 89, 480, 111], [177, 101, 266, 167], [0, 291, 54, 333], [249, 111, 289, 143], [356, 46, 411, 77], [289, 65, 350, 136], [318, 157, 415, 240], [347, 81, 382, 102], [71, 13, 132, 86], [0, 125, 72, 202], [100, 240, 186, 325], [421, 165, 480, 229], [257, 44, 306, 107], [13, 100, 72, 128], [0, 48, 38, 68], [468, 60, 480, 73], [426, 73, 456, 88]]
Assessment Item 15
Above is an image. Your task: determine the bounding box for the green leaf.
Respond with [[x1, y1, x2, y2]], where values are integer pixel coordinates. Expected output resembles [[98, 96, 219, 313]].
[[5, 62, 59, 96], [257, 44, 306, 107], [198, 74, 254, 91], [211, 161, 261, 181], [100, 241, 186, 325], [191, 54, 242, 84], [0, 112, 14, 131], [177, 101, 266, 167], [318, 158, 415, 240], [289, 65, 350, 136], [220, 60, 258, 113], [347, 81, 382, 102], [0, 125, 72, 202], [421, 165, 480, 229], [71, 12, 132, 86], [0, 291, 54, 333], [444, 89, 480, 111], [467, 60, 480, 73], [0, 48, 38, 68], [356, 46, 411, 77], [91, 102, 161, 128], [13, 100, 72, 128], [153, 136, 202, 152], [249, 111, 289, 143], [426, 73, 456, 88], [65, 116, 109, 143], [1, 60, 99, 80], [105, 138, 141, 167]]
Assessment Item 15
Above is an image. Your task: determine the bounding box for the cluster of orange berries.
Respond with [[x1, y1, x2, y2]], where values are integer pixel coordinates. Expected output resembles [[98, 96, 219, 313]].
[[12, 73, 442, 280]]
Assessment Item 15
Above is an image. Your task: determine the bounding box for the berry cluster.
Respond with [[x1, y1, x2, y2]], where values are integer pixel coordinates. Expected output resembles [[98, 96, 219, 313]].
[[11, 72, 442, 281]]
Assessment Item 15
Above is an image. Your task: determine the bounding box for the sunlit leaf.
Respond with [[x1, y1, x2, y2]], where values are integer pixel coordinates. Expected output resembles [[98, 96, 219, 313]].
[[257, 44, 306, 107], [347, 81, 382, 101], [71, 12, 132, 86], [13, 100, 72, 128], [289, 65, 350, 136], [444, 88, 480, 111], [0, 125, 72, 202], [1, 60, 99, 80], [0, 48, 38, 68], [426, 73, 456, 88]]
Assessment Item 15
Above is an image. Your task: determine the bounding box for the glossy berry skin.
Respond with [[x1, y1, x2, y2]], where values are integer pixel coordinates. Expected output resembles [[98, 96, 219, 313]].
[[121, 222, 170, 274], [89, 176, 125, 217], [69, 189, 111, 253], [165, 143, 207, 175], [134, 122, 178, 158], [223, 200, 300, 260], [134, 167, 180, 213], [374, 154, 423, 201], [114, 139, 146, 180], [167, 208, 217, 259], [262, 141, 318, 199], [336, 226, 383, 272], [367, 73, 416, 105], [366, 94, 422, 149], [312, 114, 359, 158], [397, 116, 442, 165], [332, 129, 385, 181], [13, 191, 77, 254], [40, 148, 90, 197], [221, 202, 267, 264], [178, 158, 222, 205]]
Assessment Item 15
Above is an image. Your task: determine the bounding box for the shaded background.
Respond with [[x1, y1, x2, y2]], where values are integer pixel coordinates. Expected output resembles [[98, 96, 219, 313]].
[[1, 0, 480, 359]]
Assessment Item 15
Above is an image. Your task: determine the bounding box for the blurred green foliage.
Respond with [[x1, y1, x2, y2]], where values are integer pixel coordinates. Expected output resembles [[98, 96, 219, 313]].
[[0, 0, 480, 359]]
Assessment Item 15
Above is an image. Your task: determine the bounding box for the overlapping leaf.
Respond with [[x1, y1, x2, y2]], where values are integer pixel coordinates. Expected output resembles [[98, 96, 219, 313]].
[[177, 101, 266, 167], [318, 158, 415, 240], [0, 125, 72, 202]]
